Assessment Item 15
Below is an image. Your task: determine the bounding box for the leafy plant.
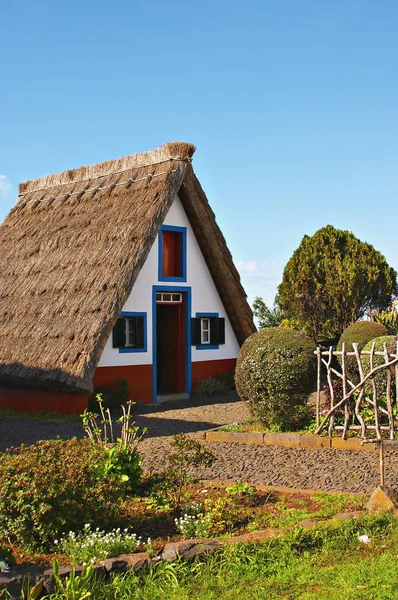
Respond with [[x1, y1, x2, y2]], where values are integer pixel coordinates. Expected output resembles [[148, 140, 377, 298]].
[[152, 434, 215, 509], [56, 524, 148, 566], [82, 394, 146, 491], [235, 327, 317, 430], [174, 513, 211, 538], [0, 439, 125, 551], [226, 481, 256, 496], [193, 377, 231, 396], [219, 423, 242, 432], [373, 301, 398, 334], [51, 560, 96, 600]]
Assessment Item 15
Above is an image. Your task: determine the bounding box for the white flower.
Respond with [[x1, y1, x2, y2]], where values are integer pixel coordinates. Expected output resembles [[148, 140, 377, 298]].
[[0, 560, 10, 572], [201, 489, 209, 494], [84, 524, 90, 529], [54, 540, 59, 545], [358, 535, 371, 544]]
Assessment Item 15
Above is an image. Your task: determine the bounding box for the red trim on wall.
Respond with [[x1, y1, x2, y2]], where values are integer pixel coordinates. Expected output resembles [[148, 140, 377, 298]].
[[192, 358, 236, 388], [0, 387, 88, 415], [93, 364, 153, 404]]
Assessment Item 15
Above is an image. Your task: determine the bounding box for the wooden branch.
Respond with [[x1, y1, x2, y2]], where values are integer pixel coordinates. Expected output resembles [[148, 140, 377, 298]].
[[316, 346, 321, 428], [369, 342, 381, 440], [383, 342, 395, 440], [341, 343, 350, 439], [327, 347, 335, 438], [353, 343, 366, 439]]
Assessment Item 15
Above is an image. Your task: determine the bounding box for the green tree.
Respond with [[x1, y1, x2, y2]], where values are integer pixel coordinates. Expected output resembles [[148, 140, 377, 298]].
[[277, 225, 397, 340], [252, 297, 285, 328]]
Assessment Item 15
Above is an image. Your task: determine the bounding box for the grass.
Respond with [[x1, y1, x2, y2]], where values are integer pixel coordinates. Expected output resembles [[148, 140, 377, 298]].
[[0, 408, 80, 422], [43, 513, 398, 599]]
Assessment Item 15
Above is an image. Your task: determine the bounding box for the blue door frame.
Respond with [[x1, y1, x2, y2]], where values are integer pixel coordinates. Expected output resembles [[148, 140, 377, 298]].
[[152, 285, 192, 404]]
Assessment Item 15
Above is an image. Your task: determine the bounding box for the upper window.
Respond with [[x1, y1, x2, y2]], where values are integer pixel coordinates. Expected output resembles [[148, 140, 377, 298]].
[[158, 225, 187, 282], [112, 313, 147, 353], [191, 314, 225, 349]]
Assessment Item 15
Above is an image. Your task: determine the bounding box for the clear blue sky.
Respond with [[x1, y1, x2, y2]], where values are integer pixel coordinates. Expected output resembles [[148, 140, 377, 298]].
[[1, 0, 398, 308]]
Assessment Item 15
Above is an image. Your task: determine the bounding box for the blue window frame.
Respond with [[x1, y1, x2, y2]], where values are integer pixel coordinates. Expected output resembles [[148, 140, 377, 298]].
[[115, 312, 147, 353], [158, 225, 187, 282], [194, 312, 219, 350]]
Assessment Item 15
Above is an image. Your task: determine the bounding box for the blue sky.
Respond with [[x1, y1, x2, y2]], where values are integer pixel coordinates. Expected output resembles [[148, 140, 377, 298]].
[[1, 0, 398, 308]]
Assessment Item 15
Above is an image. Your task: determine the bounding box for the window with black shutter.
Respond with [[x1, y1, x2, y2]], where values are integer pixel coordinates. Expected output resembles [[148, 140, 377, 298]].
[[112, 314, 146, 351], [191, 316, 225, 347]]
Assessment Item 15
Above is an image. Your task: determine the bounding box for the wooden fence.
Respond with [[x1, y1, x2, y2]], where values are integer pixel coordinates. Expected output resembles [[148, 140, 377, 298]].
[[315, 342, 398, 441]]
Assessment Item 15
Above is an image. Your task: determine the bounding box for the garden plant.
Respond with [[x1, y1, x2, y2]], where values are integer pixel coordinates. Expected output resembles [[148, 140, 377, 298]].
[[235, 327, 317, 430]]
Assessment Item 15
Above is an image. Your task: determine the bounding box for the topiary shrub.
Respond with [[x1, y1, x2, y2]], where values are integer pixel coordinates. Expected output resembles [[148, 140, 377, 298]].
[[0, 439, 127, 551], [235, 327, 317, 430], [361, 335, 398, 404], [336, 321, 388, 382]]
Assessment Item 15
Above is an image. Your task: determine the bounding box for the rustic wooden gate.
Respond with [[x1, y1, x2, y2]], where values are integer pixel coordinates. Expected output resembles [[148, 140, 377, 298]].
[[315, 342, 398, 441]]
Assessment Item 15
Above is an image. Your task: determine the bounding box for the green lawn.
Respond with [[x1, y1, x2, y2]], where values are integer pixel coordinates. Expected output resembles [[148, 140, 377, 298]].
[[45, 513, 398, 600]]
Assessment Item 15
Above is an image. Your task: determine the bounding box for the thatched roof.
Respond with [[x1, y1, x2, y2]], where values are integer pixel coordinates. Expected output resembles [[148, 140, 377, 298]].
[[0, 142, 256, 393]]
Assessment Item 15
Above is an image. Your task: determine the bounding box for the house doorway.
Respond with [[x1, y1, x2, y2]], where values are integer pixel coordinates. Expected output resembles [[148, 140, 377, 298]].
[[156, 292, 186, 394]]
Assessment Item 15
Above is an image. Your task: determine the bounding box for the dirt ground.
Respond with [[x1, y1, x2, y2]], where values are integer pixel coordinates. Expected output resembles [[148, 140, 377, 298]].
[[1, 392, 396, 493]]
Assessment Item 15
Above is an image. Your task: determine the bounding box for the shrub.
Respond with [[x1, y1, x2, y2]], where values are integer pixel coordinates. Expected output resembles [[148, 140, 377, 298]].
[[0, 439, 126, 551], [362, 335, 398, 404], [235, 327, 317, 430], [193, 377, 231, 396], [336, 321, 388, 382], [150, 434, 215, 509]]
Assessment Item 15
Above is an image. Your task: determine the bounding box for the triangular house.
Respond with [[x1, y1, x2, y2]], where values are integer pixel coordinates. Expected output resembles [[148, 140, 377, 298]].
[[0, 142, 256, 413]]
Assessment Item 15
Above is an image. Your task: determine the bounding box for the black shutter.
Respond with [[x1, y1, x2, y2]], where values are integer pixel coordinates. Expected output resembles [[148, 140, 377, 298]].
[[217, 318, 225, 344], [135, 316, 145, 349], [209, 317, 218, 345], [112, 318, 126, 348], [191, 318, 201, 345]]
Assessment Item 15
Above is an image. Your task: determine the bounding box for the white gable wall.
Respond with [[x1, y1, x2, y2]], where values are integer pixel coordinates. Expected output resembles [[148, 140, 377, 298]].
[[98, 193, 240, 367]]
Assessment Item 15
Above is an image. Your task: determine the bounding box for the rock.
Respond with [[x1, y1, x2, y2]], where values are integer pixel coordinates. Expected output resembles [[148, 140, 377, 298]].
[[0, 574, 22, 598], [229, 528, 282, 544], [331, 511, 363, 520], [117, 553, 151, 573], [297, 519, 316, 529], [365, 486, 398, 511], [161, 539, 221, 562], [101, 558, 128, 573]]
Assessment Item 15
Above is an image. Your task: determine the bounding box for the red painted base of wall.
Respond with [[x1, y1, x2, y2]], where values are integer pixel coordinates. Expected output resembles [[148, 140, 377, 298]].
[[93, 365, 153, 404], [192, 358, 236, 388], [0, 387, 88, 415]]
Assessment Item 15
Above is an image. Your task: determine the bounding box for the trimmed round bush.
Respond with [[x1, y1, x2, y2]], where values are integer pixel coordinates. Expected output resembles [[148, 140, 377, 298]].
[[235, 327, 317, 430], [0, 438, 127, 551], [336, 321, 388, 382], [361, 335, 398, 404]]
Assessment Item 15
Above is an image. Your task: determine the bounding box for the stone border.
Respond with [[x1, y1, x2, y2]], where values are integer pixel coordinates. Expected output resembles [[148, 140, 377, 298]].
[[198, 430, 398, 451]]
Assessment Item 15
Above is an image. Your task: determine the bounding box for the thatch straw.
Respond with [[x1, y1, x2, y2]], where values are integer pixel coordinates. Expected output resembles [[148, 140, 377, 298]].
[[0, 142, 255, 393]]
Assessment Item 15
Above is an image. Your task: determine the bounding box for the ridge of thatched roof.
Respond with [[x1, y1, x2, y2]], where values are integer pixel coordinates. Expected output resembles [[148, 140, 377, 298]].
[[0, 142, 255, 394]]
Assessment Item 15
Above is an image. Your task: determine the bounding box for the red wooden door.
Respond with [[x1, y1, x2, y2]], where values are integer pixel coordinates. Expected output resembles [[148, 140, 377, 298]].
[[156, 299, 185, 393]]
